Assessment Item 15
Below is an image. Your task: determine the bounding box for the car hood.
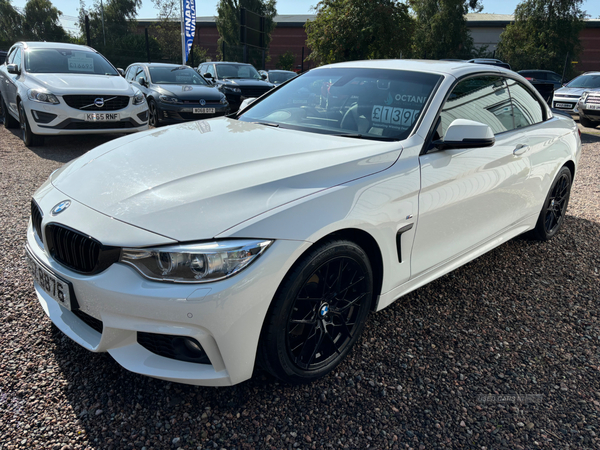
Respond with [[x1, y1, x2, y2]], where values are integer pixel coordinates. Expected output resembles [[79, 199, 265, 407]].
[[554, 87, 591, 97], [26, 73, 133, 96], [153, 83, 223, 100], [51, 118, 402, 242], [219, 78, 274, 88]]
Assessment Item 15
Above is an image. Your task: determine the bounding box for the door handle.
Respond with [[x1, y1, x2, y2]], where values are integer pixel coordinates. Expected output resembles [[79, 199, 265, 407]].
[[513, 144, 530, 156]]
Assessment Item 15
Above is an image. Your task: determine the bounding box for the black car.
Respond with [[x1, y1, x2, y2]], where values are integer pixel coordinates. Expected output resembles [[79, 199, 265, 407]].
[[125, 63, 229, 126], [518, 70, 564, 90], [197, 61, 274, 111], [0, 50, 7, 65]]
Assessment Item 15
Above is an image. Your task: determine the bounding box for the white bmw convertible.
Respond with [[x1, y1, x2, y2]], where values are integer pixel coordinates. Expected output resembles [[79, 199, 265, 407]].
[[26, 60, 581, 386]]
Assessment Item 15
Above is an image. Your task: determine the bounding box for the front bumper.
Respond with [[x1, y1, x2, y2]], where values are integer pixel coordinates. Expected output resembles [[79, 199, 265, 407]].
[[26, 191, 310, 386], [577, 101, 600, 121], [552, 97, 580, 114], [156, 101, 229, 123], [24, 96, 149, 135]]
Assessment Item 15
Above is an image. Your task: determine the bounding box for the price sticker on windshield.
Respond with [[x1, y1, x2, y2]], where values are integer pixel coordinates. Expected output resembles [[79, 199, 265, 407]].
[[372, 105, 418, 127], [68, 57, 94, 72]]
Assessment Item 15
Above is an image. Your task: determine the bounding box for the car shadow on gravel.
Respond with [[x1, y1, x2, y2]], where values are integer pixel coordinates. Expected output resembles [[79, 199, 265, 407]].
[[46, 214, 600, 449], [581, 132, 600, 144], [6, 128, 128, 163]]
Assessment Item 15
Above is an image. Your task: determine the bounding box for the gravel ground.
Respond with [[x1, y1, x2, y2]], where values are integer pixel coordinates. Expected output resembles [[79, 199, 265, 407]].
[[1, 124, 600, 450]]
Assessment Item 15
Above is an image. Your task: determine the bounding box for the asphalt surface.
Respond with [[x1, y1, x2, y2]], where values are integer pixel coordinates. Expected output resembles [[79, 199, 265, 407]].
[[1, 121, 599, 450]]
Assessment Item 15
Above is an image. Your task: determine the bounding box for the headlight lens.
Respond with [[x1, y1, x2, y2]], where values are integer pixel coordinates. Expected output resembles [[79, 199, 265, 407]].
[[27, 89, 59, 104], [581, 91, 589, 103], [133, 88, 145, 105], [159, 94, 182, 104], [120, 239, 273, 283], [222, 85, 241, 94], [220, 94, 228, 104]]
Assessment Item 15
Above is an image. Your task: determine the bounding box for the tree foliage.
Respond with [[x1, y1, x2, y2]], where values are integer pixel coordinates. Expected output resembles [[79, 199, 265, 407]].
[[410, 0, 482, 59], [305, 0, 414, 65], [22, 0, 69, 42], [276, 50, 295, 70], [215, 0, 277, 63], [1, 0, 71, 48], [497, 0, 586, 76], [150, 0, 181, 62]]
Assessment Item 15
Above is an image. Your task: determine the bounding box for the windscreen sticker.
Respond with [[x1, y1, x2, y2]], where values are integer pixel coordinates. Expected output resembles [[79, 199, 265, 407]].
[[68, 52, 94, 72], [372, 105, 419, 128]]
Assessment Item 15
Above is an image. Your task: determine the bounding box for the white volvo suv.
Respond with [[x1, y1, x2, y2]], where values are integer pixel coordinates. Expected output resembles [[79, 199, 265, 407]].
[[0, 42, 148, 146]]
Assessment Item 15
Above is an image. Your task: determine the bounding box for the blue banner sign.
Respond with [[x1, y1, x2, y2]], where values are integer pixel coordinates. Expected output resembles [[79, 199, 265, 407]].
[[183, 0, 196, 62]]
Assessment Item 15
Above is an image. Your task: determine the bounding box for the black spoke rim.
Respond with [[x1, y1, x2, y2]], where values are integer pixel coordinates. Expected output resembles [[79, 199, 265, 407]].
[[20, 107, 26, 140], [544, 173, 570, 234], [286, 256, 369, 371], [149, 102, 158, 127]]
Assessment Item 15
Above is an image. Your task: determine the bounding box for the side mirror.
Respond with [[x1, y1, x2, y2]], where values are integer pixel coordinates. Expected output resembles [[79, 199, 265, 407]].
[[7, 64, 20, 75], [203, 72, 213, 79], [261, 73, 267, 80], [433, 119, 495, 150], [139, 77, 148, 87], [117, 68, 125, 77], [239, 97, 256, 112]]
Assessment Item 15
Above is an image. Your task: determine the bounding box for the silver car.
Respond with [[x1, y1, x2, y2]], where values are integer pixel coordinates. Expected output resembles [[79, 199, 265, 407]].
[[552, 71, 600, 114], [0, 41, 148, 147]]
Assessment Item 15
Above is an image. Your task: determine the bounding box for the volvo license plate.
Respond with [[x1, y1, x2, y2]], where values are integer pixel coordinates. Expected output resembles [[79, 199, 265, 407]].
[[85, 113, 120, 121], [25, 248, 72, 310]]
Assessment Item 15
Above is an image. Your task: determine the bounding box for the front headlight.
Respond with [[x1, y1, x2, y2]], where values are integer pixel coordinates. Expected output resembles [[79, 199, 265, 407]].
[[159, 94, 182, 104], [133, 88, 145, 105], [27, 89, 59, 104], [222, 85, 241, 94], [120, 239, 273, 283], [581, 91, 589, 103]]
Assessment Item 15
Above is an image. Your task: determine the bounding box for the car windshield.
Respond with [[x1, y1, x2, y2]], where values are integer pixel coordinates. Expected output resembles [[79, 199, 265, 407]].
[[149, 66, 208, 85], [269, 72, 297, 84], [24, 48, 118, 75], [238, 67, 441, 141], [566, 74, 600, 89], [216, 64, 261, 80]]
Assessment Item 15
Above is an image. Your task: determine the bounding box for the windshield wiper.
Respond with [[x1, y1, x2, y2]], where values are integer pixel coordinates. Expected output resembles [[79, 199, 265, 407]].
[[255, 122, 280, 128], [336, 133, 398, 142], [171, 66, 187, 72]]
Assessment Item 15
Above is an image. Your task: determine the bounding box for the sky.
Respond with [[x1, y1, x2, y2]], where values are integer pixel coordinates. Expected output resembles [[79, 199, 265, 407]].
[[10, 0, 600, 31]]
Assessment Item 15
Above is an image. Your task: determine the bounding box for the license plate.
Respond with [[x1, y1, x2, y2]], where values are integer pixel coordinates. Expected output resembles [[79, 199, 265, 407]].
[[25, 248, 71, 310], [555, 103, 572, 109], [585, 103, 600, 110], [193, 108, 216, 114], [85, 113, 120, 121]]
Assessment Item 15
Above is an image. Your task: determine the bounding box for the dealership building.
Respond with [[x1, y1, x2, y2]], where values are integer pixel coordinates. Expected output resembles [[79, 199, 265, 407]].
[[137, 13, 600, 73]]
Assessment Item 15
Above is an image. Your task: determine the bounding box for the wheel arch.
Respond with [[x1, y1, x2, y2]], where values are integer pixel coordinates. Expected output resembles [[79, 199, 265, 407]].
[[563, 159, 575, 181]]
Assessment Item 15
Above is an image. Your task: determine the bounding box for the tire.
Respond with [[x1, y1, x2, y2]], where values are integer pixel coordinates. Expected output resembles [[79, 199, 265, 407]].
[[148, 99, 159, 127], [19, 102, 44, 147], [2, 95, 19, 129], [258, 239, 373, 383], [579, 116, 594, 128], [529, 166, 572, 241]]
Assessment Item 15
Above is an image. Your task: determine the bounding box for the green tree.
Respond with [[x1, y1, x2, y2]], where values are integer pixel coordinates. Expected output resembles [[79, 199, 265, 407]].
[[215, 0, 277, 65], [276, 50, 295, 70], [497, 0, 586, 77], [150, 0, 181, 62], [305, 0, 414, 65], [0, 0, 23, 48], [22, 0, 69, 42], [409, 0, 482, 60]]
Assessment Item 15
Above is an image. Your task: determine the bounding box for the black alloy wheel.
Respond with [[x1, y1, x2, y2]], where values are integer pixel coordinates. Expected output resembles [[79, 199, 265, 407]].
[[258, 240, 373, 383], [579, 116, 596, 129], [530, 166, 572, 240], [148, 99, 159, 127], [19, 103, 44, 146]]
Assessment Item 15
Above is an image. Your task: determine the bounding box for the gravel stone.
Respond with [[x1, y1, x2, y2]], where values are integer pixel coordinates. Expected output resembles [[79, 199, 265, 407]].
[[1, 126, 600, 449]]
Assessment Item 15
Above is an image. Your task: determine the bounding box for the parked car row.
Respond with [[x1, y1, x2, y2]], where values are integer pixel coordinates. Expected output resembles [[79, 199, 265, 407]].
[[0, 41, 285, 147]]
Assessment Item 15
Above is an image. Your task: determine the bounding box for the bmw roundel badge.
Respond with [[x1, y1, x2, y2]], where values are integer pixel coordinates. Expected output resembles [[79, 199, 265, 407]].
[[51, 200, 71, 215]]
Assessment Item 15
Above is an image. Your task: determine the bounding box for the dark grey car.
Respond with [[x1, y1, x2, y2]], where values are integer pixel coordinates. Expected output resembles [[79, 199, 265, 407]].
[[125, 63, 230, 126]]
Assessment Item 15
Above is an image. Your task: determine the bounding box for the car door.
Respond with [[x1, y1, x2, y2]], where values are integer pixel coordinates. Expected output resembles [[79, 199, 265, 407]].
[[4, 46, 21, 116], [411, 75, 531, 278]]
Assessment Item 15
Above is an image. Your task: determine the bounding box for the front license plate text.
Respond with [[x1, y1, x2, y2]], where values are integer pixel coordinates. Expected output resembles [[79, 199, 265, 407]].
[[26, 252, 71, 310]]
